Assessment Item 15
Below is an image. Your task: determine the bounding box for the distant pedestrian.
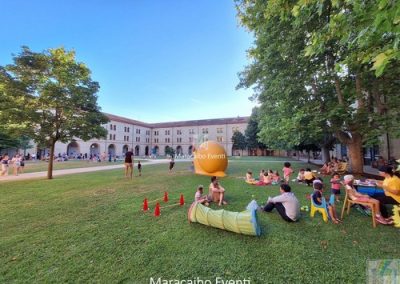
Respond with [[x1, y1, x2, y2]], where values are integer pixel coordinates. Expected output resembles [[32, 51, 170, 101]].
[[1, 154, 10, 176], [169, 157, 175, 172], [138, 161, 142, 176], [124, 149, 134, 179]]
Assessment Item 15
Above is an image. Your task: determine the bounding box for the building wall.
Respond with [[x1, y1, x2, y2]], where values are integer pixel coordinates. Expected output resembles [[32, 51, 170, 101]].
[[41, 117, 250, 158]]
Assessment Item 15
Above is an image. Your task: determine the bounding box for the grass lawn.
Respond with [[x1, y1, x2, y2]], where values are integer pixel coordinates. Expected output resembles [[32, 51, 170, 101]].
[[19, 159, 148, 174], [1, 157, 399, 283]]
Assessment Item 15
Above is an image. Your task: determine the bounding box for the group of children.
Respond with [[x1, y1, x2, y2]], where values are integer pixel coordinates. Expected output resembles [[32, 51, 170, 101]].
[[245, 162, 294, 186], [311, 174, 393, 225], [193, 161, 396, 226]]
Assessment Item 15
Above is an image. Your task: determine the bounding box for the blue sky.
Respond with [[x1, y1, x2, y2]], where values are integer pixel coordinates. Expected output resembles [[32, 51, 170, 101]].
[[1, 0, 256, 123]]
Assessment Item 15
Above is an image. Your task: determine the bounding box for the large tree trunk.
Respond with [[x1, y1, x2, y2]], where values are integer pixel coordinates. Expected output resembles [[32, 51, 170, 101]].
[[47, 140, 56, 179], [321, 146, 331, 164], [347, 133, 364, 174]]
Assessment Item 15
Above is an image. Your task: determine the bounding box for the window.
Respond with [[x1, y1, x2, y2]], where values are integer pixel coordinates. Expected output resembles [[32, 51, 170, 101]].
[[202, 128, 208, 134], [146, 130, 150, 135], [217, 128, 223, 134], [177, 138, 182, 143], [127, 136, 129, 142], [127, 127, 130, 132], [110, 124, 113, 130], [113, 125, 116, 131], [189, 129, 195, 134], [189, 137, 193, 143], [146, 138, 150, 143], [136, 129, 141, 134], [177, 129, 182, 135], [154, 138, 159, 143], [154, 131, 159, 136], [217, 136, 223, 142], [136, 137, 140, 142], [232, 126, 239, 132], [109, 134, 112, 140], [113, 134, 116, 140], [165, 130, 170, 135]]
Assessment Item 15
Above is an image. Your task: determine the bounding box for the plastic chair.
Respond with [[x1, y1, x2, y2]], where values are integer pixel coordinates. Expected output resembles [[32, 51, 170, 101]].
[[337, 162, 348, 175], [393, 205, 400, 228], [340, 189, 376, 228], [310, 193, 330, 222]]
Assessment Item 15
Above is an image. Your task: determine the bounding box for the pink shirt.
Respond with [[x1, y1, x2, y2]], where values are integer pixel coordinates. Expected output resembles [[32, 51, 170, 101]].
[[195, 191, 202, 201], [330, 178, 341, 190], [283, 167, 293, 177]]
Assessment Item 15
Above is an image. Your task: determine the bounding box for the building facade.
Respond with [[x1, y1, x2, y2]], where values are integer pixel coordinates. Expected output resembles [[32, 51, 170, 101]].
[[41, 113, 250, 158]]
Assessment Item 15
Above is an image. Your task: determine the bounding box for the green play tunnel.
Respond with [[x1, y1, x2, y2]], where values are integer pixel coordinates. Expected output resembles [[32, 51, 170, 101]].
[[188, 202, 261, 236]]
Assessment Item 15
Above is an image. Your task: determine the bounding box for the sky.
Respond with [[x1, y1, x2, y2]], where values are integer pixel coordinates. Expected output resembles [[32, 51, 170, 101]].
[[0, 0, 257, 123]]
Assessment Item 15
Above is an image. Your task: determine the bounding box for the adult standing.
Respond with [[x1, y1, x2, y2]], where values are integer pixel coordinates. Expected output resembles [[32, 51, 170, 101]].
[[374, 166, 400, 218], [261, 184, 300, 222], [124, 149, 134, 179], [0, 154, 10, 176]]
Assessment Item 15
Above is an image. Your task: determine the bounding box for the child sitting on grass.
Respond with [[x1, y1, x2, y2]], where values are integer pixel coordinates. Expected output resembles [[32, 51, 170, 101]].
[[194, 185, 209, 206], [256, 172, 272, 186], [312, 182, 341, 224], [246, 170, 257, 184], [330, 172, 341, 202], [296, 169, 305, 183], [343, 175, 392, 225], [282, 162, 294, 184], [272, 170, 281, 184], [259, 169, 265, 181]]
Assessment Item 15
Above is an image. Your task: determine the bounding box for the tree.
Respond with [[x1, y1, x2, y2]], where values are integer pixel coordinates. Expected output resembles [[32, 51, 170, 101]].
[[0, 46, 109, 179], [232, 131, 247, 155], [235, 0, 400, 173], [245, 107, 267, 155], [165, 146, 175, 157]]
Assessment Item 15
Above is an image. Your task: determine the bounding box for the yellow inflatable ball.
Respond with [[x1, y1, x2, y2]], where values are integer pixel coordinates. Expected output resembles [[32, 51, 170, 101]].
[[193, 141, 228, 177]]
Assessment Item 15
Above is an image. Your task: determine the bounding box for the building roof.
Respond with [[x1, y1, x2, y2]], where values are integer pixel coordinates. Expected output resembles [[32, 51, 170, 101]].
[[104, 113, 249, 129], [150, 116, 250, 128], [104, 113, 152, 128]]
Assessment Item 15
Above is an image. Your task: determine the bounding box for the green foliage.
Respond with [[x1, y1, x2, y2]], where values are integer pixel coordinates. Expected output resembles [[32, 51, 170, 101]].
[[0, 46, 109, 145], [235, 0, 400, 172], [244, 107, 267, 150], [165, 146, 175, 157], [0, 46, 109, 177], [231, 131, 247, 151]]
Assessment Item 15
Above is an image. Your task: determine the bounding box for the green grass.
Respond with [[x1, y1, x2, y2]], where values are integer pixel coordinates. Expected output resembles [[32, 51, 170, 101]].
[[17, 159, 149, 174], [1, 158, 399, 283]]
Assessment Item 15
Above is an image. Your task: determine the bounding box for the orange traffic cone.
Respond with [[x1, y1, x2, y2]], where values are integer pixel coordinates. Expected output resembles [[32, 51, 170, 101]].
[[154, 202, 161, 217], [143, 198, 148, 211], [179, 194, 184, 206], [164, 192, 169, 202]]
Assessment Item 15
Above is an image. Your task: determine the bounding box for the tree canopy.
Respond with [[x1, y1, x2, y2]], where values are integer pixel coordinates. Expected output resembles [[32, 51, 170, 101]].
[[235, 0, 400, 173], [0, 46, 109, 178], [232, 131, 247, 155]]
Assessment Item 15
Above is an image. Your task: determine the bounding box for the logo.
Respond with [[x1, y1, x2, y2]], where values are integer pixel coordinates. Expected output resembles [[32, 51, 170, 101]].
[[367, 259, 399, 284]]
